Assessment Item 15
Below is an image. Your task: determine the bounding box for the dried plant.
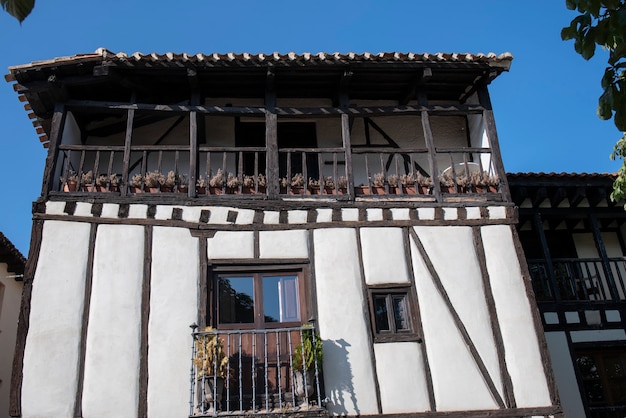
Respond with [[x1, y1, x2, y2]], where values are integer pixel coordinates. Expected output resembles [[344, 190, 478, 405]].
[[401, 172, 416, 186], [323, 176, 335, 188], [193, 327, 229, 379], [109, 174, 120, 187], [336, 176, 348, 189], [373, 172, 386, 187], [387, 174, 399, 188], [456, 173, 469, 188], [196, 176, 206, 188], [178, 174, 188, 186], [226, 172, 240, 189], [95, 174, 108, 186], [144, 171, 164, 188], [417, 172, 433, 186], [163, 171, 177, 188], [308, 177, 321, 188], [470, 170, 485, 186], [485, 173, 499, 187], [61, 170, 79, 184], [130, 173, 143, 188], [290, 173, 304, 187], [81, 170, 94, 185], [439, 172, 455, 187], [209, 169, 224, 188], [242, 175, 255, 188], [257, 173, 267, 187]]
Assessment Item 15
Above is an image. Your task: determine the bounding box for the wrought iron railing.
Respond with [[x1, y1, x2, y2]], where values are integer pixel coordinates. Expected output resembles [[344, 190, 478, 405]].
[[528, 258, 626, 302], [189, 325, 324, 417]]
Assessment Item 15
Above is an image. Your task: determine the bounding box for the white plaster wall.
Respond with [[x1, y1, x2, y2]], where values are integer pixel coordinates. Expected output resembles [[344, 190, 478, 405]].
[[480, 225, 552, 407], [411, 226, 501, 410], [0, 264, 23, 418], [545, 332, 585, 418], [148, 227, 199, 418], [207, 231, 254, 259], [82, 225, 144, 418], [22, 221, 91, 418], [259, 230, 309, 259], [374, 342, 430, 413], [360, 228, 409, 285], [313, 228, 378, 415]]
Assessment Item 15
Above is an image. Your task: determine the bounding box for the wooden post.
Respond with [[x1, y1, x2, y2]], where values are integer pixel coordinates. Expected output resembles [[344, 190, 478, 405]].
[[589, 213, 620, 300], [341, 113, 355, 198], [40, 103, 67, 196], [121, 93, 136, 197], [189, 111, 198, 198], [533, 213, 562, 303], [421, 110, 441, 200], [265, 68, 278, 198]]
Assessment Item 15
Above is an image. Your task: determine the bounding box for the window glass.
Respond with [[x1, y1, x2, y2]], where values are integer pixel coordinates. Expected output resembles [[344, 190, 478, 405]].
[[263, 275, 300, 323], [368, 287, 419, 342], [392, 295, 410, 331], [218, 276, 254, 324], [373, 295, 390, 332]]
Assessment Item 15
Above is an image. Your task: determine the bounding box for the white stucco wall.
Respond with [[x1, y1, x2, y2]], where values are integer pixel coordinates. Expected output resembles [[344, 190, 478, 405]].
[[147, 227, 199, 418], [259, 230, 309, 259], [411, 226, 501, 411], [0, 264, 23, 418], [313, 228, 379, 415], [22, 221, 91, 418], [545, 332, 585, 418], [360, 228, 410, 285], [481, 225, 552, 407], [374, 342, 430, 413], [82, 225, 144, 418]]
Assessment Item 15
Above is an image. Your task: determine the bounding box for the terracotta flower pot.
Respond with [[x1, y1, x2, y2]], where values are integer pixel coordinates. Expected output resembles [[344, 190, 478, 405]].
[[63, 180, 78, 192]]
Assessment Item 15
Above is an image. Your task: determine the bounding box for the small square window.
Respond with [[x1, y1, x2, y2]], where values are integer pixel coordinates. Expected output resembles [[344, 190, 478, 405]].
[[368, 286, 420, 343]]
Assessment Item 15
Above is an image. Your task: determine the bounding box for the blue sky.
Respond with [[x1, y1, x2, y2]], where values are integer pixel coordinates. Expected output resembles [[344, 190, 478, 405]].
[[0, 0, 621, 254]]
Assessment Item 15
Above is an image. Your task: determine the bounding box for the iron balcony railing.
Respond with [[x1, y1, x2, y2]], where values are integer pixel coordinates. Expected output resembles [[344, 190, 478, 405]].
[[528, 258, 626, 302], [190, 325, 324, 417]]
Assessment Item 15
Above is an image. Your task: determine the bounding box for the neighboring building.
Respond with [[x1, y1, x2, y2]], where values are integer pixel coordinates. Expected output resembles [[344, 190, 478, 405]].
[[6, 49, 561, 418], [509, 172, 626, 418], [0, 233, 25, 418]]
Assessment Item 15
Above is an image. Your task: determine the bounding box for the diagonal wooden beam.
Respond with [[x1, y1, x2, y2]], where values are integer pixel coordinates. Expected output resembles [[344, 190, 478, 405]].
[[409, 228, 506, 409]]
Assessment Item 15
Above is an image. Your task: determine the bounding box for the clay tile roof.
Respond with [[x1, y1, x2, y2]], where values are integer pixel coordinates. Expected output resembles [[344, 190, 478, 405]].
[[0, 232, 26, 277]]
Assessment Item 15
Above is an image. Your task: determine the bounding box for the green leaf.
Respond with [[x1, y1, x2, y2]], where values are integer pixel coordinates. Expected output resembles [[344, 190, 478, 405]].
[[566, 0, 578, 10], [598, 89, 614, 119], [582, 33, 597, 59], [561, 25, 578, 41], [0, 0, 35, 23], [602, 67, 615, 89]]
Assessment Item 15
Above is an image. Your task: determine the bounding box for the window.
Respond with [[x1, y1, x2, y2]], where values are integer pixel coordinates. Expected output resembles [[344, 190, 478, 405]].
[[575, 347, 626, 412], [213, 269, 306, 329], [368, 285, 420, 342]]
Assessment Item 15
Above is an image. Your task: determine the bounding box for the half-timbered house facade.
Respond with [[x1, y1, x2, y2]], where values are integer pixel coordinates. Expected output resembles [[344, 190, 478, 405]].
[[510, 172, 626, 418], [6, 49, 561, 418]]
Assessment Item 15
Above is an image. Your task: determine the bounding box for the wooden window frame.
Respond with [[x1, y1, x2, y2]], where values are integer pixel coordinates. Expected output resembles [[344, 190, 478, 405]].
[[574, 345, 626, 409], [367, 284, 420, 343], [211, 265, 310, 330]]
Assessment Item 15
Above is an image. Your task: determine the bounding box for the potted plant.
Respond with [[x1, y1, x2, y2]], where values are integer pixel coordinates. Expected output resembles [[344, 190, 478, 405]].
[[336, 176, 348, 194], [108, 174, 120, 192], [196, 176, 207, 195], [439, 172, 455, 193], [456, 173, 469, 194], [177, 174, 189, 194], [401, 172, 416, 195], [61, 170, 79, 192], [416, 172, 433, 195], [161, 170, 176, 192], [144, 171, 164, 193], [372, 172, 386, 194], [470, 170, 486, 193], [129, 173, 143, 193], [485, 172, 500, 193], [194, 327, 229, 413], [95, 174, 109, 192], [242, 175, 256, 194], [257, 173, 267, 194], [387, 174, 399, 195], [308, 177, 321, 195], [290, 173, 305, 195], [292, 326, 323, 402], [226, 172, 240, 194], [81, 170, 94, 192], [209, 169, 224, 195]]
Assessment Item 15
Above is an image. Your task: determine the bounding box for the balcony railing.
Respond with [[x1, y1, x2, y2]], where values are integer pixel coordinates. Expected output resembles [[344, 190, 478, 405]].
[[190, 326, 324, 416], [53, 144, 502, 200], [528, 258, 626, 302]]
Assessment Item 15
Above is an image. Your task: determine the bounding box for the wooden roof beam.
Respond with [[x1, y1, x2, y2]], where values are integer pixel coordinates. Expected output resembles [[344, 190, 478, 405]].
[[568, 186, 587, 208], [588, 187, 607, 207], [532, 187, 548, 208], [512, 185, 529, 206], [549, 186, 568, 208], [460, 70, 498, 104], [399, 68, 431, 105], [334, 70, 352, 108]]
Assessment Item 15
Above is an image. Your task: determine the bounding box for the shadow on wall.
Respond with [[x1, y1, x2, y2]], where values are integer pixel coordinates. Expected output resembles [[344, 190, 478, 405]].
[[323, 338, 358, 415]]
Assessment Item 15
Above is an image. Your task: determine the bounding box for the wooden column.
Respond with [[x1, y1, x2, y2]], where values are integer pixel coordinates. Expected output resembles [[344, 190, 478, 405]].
[[589, 213, 620, 299], [421, 110, 441, 200], [341, 113, 355, 198], [533, 213, 562, 303], [121, 95, 136, 197], [265, 68, 278, 198], [40, 103, 67, 196], [477, 83, 511, 202], [189, 111, 198, 198]]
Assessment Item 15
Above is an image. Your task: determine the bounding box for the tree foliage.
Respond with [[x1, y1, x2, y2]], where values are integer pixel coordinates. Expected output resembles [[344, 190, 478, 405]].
[[561, 0, 626, 204], [1, 0, 34, 23]]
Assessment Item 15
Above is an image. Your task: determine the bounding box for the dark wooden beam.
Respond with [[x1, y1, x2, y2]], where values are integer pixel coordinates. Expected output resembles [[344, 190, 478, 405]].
[[265, 68, 278, 198], [549, 187, 567, 208], [567, 186, 587, 208], [587, 187, 607, 207], [531, 187, 548, 208]]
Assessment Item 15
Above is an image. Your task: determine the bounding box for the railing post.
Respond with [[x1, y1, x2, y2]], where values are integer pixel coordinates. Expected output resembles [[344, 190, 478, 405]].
[[533, 213, 562, 302]]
